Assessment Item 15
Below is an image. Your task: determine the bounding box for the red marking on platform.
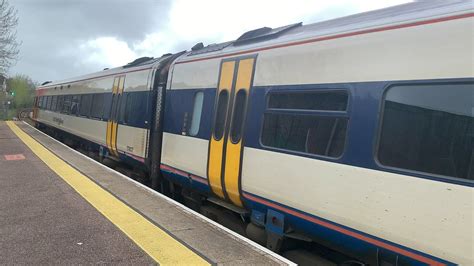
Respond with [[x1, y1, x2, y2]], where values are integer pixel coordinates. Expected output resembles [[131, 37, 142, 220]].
[[4, 154, 26, 161]]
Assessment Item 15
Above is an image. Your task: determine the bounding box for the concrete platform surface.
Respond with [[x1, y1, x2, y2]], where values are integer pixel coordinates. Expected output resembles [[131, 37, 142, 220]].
[[0, 121, 154, 264], [0, 121, 293, 265]]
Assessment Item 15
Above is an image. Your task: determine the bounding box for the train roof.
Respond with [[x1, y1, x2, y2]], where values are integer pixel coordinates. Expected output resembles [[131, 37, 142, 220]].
[[38, 54, 173, 89], [177, 0, 473, 63], [39, 0, 473, 89]]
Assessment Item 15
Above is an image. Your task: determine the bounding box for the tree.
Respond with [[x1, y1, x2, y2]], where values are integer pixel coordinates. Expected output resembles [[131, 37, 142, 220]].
[[0, 0, 20, 75], [0, 74, 35, 119], [7, 74, 36, 109]]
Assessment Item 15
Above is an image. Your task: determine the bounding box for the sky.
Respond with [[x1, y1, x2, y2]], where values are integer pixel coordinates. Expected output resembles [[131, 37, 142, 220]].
[[8, 0, 412, 83]]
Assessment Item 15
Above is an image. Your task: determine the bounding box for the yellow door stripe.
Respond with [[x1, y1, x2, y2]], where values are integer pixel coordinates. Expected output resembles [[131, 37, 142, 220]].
[[106, 121, 112, 151], [223, 58, 255, 207], [112, 76, 125, 156], [6, 121, 209, 266], [223, 141, 243, 206], [107, 77, 120, 156], [208, 61, 235, 199], [111, 122, 118, 156]]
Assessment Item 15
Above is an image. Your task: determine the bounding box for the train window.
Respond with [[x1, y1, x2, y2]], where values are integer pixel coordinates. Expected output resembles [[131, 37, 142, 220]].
[[189, 91, 204, 136], [57, 96, 64, 112], [38, 96, 44, 109], [268, 91, 348, 111], [230, 90, 247, 143], [48, 97, 52, 109], [45, 96, 51, 110], [123, 92, 148, 126], [51, 96, 58, 111], [102, 94, 111, 120], [262, 90, 349, 158], [62, 95, 72, 114], [71, 95, 80, 116], [262, 114, 347, 157], [90, 94, 105, 119], [378, 83, 474, 180], [79, 94, 92, 117], [213, 90, 229, 140], [119, 94, 128, 124]]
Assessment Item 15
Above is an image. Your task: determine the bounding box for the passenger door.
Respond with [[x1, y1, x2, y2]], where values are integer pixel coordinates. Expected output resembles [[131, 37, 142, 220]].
[[106, 76, 125, 157], [207, 56, 256, 207]]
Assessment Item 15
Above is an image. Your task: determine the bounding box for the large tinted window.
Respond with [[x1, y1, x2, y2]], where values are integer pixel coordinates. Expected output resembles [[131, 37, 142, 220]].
[[262, 114, 347, 157], [62, 95, 72, 114], [124, 92, 148, 126], [189, 91, 204, 136], [57, 96, 64, 112], [39, 96, 45, 109], [102, 94, 112, 120], [79, 94, 92, 117], [71, 95, 80, 116], [378, 83, 473, 180], [46, 96, 52, 110], [261, 90, 349, 158], [119, 94, 128, 123], [90, 94, 105, 119], [51, 96, 58, 111]]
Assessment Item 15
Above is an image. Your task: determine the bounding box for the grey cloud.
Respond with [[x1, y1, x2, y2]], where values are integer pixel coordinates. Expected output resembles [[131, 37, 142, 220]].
[[9, 0, 171, 82]]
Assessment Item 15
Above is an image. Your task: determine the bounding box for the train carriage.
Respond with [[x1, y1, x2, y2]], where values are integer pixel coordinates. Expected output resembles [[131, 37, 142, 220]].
[[33, 1, 473, 265]]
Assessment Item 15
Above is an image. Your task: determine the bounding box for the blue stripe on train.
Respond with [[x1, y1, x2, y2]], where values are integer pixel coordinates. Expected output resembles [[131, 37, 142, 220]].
[[162, 78, 474, 187], [163, 88, 215, 140], [242, 191, 455, 266], [160, 166, 211, 194]]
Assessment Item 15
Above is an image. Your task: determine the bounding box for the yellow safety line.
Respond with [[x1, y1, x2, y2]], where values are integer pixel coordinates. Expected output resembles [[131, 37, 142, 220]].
[[6, 121, 209, 266]]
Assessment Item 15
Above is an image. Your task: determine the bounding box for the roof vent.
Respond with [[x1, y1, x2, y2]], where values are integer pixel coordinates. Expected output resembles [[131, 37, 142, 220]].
[[123, 56, 154, 68], [188, 41, 233, 56], [237, 27, 272, 41], [41, 81, 52, 86], [234, 22, 302, 46], [191, 42, 204, 51]]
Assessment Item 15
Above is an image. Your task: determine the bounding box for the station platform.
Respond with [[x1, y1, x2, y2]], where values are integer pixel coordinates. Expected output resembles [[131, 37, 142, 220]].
[[0, 121, 294, 265]]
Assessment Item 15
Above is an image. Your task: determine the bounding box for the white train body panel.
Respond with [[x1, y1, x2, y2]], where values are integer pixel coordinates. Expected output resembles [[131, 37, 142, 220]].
[[37, 110, 107, 145], [161, 132, 209, 178], [253, 17, 473, 86], [241, 148, 473, 264], [116, 124, 148, 159], [168, 14, 473, 91], [171, 58, 220, 90]]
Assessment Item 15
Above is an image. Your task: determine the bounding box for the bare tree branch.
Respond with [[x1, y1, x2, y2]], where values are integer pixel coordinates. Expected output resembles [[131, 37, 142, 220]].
[[0, 0, 20, 75]]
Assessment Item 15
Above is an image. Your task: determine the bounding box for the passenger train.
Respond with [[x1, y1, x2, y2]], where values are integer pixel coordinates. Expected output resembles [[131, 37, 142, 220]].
[[32, 1, 473, 265]]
